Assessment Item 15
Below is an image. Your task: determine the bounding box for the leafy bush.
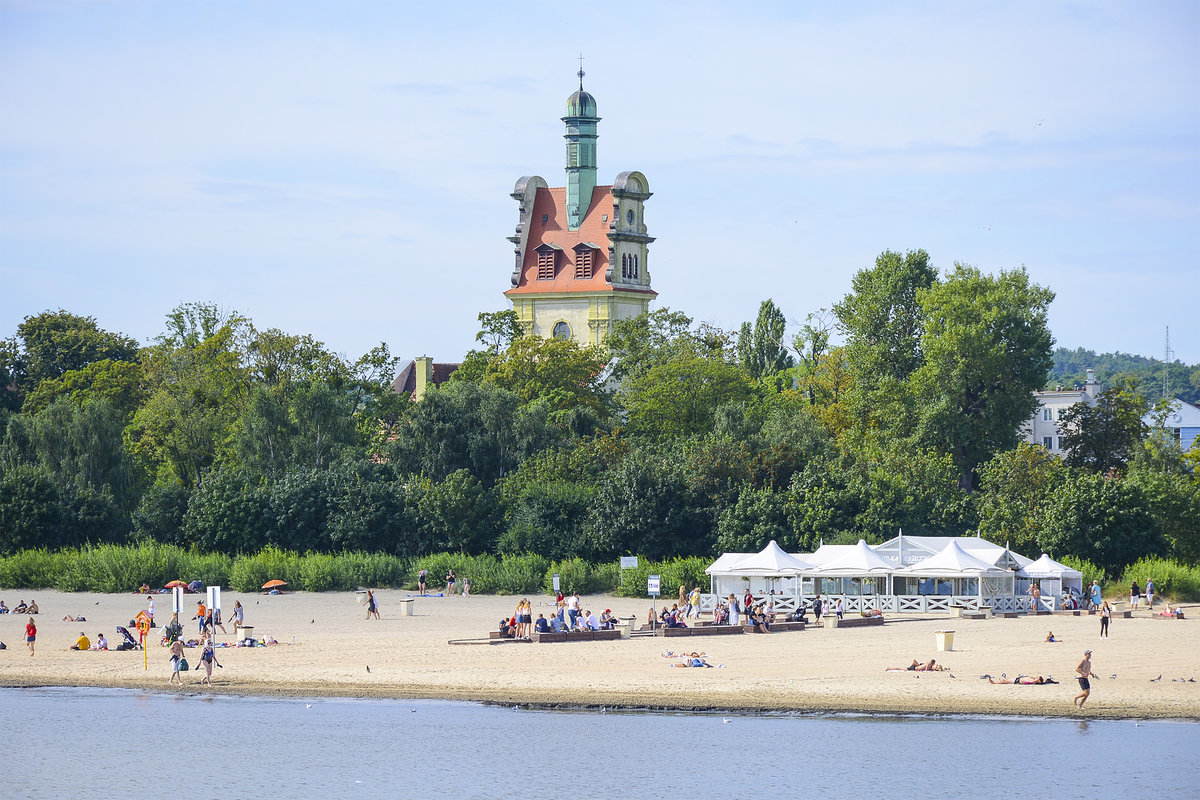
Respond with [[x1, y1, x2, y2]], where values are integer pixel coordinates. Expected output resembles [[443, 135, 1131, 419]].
[[1114, 557, 1200, 602], [1057, 555, 1106, 588], [0, 549, 64, 589]]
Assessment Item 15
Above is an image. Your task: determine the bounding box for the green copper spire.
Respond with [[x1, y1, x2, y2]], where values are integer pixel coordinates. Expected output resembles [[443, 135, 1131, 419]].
[[563, 63, 599, 231]]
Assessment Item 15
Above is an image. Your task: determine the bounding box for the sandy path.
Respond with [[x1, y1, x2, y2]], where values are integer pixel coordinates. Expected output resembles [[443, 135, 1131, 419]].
[[1, 590, 1196, 720]]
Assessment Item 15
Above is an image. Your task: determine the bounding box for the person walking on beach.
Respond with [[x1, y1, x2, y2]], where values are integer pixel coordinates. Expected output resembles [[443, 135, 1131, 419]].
[[197, 636, 221, 685], [24, 617, 36, 656], [1089, 581, 1102, 610], [688, 587, 701, 619], [1130, 581, 1141, 611], [194, 600, 207, 635], [231, 601, 245, 637], [836, 597, 844, 620], [418, 569, 427, 595], [445, 569, 456, 596], [168, 638, 185, 685], [1074, 649, 1097, 708], [1099, 601, 1110, 639], [812, 595, 823, 623], [365, 590, 378, 620], [1145, 579, 1155, 610]]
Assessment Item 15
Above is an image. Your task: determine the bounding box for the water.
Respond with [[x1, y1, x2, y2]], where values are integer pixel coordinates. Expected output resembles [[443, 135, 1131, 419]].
[[0, 687, 1196, 799]]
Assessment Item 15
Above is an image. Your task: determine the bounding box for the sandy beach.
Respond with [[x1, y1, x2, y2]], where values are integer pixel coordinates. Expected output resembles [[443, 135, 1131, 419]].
[[1, 589, 1196, 720]]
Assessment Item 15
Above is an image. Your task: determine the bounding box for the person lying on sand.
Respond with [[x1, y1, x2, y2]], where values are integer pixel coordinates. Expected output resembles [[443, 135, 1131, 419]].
[[670, 657, 719, 668], [661, 651, 706, 659], [1045, 631, 1058, 642], [886, 659, 949, 672], [989, 675, 1058, 685]]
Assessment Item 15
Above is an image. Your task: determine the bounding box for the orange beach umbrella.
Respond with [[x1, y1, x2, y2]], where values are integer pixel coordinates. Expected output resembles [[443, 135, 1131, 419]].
[[164, 580, 188, 589], [261, 579, 288, 590]]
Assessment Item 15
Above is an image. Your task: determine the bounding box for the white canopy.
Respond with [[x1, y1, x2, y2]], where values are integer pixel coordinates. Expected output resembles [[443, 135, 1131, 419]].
[[898, 540, 1009, 576], [727, 540, 814, 576], [814, 540, 895, 575], [1018, 554, 1083, 579], [705, 552, 753, 575]]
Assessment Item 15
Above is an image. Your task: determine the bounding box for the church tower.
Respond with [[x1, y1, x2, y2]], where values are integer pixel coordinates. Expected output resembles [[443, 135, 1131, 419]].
[[505, 71, 656, 348]]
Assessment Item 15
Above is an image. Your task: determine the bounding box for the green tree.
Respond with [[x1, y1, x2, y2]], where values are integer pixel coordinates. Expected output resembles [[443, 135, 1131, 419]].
[[833, 249, 937, 428], [621, 351, 754, 438], [417, 469, 499, 554], [975, 442, 1069, 556], [737, 299, 793, 380], [1038, 471, 1165, 574], [908, 265, 1055, 490], [15, 310, 139, 391], [1059, 384, 1148, 473], [606, 308, 730, 383], [716, 486, 791, 553], [21, 359, 146, 422], [0, 465, 62, 553], [126, 313, 249, 488], [480, 335, 609, 415]]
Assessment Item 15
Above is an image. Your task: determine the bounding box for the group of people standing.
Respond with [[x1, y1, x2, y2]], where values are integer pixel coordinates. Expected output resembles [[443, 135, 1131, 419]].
[[417, 568, 471, 597]]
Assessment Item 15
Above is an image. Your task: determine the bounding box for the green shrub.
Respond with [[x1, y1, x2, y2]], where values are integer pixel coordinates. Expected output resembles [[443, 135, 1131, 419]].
[[1114, 557, 1200, 602], [0, 549, 63, 589]]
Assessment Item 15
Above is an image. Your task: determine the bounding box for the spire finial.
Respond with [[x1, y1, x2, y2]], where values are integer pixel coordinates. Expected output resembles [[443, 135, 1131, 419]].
[[577, 53, 585, 90]]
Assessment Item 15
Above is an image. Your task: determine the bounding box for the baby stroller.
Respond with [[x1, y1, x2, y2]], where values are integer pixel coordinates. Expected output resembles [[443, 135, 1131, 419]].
[[114, 626, 141, 651]]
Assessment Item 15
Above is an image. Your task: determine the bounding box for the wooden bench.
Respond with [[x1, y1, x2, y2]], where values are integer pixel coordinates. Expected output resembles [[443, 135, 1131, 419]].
[[741, 621, 807, 633], [1053, 609, 1083, 616], [961, 612, 988, 620], [655, 625, 744, 637], [531, 629, 622, 643], [832, 616, 883, 628]]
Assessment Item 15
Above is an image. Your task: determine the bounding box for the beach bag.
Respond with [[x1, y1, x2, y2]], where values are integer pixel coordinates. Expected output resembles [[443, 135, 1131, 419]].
[[179, 658, 189, 671]]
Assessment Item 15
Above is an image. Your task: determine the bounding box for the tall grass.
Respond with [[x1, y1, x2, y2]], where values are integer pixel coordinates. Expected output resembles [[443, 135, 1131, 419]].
[[1114, 557, 1200, 602], [0, 544, 713, 598]]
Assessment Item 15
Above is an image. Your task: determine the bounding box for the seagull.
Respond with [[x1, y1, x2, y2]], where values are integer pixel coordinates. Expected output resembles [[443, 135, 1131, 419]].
[[410, 708, 416, 713], [723, 718, 732, 724], [949, 674, 956, 679], [1110, 674, 1117, 679], [305, 704, 312, 709], [1150, 674, 1161, 682]]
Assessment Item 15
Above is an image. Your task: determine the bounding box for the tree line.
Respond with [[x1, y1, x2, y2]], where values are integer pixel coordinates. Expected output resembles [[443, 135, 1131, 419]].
[[2, 251, 1197, 580]]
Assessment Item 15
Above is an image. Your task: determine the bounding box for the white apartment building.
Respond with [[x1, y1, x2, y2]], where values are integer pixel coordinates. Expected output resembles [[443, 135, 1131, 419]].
[[1021, 368, 1101, 455]]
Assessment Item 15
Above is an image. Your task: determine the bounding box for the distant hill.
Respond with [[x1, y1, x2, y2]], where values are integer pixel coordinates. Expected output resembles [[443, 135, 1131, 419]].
[[1050, 346, 1200, 405]]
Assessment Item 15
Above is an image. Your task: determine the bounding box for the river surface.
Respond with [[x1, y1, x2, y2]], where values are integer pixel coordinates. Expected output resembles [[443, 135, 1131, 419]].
[[0, 687, 1196, 799]]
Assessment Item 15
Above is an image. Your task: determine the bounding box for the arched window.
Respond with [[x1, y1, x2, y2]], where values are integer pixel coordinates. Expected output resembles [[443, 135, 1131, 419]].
[[553, 321, 571, 340]]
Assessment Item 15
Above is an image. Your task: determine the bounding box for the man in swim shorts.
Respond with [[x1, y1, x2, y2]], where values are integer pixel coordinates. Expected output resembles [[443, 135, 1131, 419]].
[[1074, 650, 1096, 708]]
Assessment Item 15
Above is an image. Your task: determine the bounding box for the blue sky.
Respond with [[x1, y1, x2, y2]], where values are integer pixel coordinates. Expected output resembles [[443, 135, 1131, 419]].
[[2, 1, 1197, 366]]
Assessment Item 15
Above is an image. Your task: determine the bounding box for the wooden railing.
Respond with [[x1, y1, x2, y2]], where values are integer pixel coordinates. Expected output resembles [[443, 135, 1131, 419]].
[[701, 593, 1032, 614]]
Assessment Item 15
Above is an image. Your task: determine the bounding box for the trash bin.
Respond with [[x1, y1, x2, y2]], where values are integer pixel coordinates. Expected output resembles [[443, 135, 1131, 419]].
[[239, 626, 254, 644], [615, 622, 632, 640], [397, 598, 415, 617], [824, 616, 839, 629], [936, 630, 955, 651]]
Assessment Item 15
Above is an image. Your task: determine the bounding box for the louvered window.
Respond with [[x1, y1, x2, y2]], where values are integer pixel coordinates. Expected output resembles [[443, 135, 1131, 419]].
[[537, 249, 556, 280], [575, 248, 593, 279]]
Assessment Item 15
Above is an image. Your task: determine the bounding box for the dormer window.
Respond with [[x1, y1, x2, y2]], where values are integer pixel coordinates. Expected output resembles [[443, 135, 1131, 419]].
[[535, 243, 562, 280], [573, 242, 599, 279]]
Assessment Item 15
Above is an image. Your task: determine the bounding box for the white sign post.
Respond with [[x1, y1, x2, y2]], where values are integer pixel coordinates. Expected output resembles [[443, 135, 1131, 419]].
[[172, 586, 184, 615], [207, 586, 222, 629], [552, 573, 561, 593], [647, 574, 661, 631]]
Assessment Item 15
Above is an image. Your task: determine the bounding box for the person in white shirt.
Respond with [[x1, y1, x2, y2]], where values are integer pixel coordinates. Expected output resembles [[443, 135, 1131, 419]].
[[91, 633, 108, 650], [147, 597, 155, 626], [584, 611, 600, 630], [567, 593, 581, 628]]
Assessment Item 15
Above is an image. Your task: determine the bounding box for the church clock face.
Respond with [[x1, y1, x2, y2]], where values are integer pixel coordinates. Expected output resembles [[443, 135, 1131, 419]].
[[626, 209, 634, 225]]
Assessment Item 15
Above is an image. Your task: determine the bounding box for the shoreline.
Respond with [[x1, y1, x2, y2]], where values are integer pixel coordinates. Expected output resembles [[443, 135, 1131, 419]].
[[3, 676, 1197, 722], [3, 589, 1197, 723]]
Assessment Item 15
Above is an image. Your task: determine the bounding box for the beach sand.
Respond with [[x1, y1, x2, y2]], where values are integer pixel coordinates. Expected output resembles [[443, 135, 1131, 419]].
[[1, 590, 1196, 719]]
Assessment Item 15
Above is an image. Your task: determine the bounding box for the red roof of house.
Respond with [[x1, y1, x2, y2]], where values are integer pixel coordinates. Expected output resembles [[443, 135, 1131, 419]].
[[505, 185, 655, 297]]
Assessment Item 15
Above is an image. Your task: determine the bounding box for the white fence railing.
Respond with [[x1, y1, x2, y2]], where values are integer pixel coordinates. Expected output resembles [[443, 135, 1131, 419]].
[[701, 593, 1041, 614]]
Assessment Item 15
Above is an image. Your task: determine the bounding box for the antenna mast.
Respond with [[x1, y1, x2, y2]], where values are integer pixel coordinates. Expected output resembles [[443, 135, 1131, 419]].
[[1163, 326, 1172, 400]]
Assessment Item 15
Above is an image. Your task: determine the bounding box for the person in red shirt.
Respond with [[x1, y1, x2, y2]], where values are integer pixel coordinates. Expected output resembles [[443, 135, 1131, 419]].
[[25, 617, 36, 656]]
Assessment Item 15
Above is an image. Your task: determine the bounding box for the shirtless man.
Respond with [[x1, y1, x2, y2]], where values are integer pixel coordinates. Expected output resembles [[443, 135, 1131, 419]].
[[1074, 649, 1097, 708]]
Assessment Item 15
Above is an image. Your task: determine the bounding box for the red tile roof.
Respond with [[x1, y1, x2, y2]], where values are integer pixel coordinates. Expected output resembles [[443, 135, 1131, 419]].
[[505, 185, 655, 297]]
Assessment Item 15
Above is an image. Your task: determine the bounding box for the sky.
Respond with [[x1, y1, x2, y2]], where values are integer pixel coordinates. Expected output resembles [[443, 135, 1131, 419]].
[[1, 1, 1197, 368]]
